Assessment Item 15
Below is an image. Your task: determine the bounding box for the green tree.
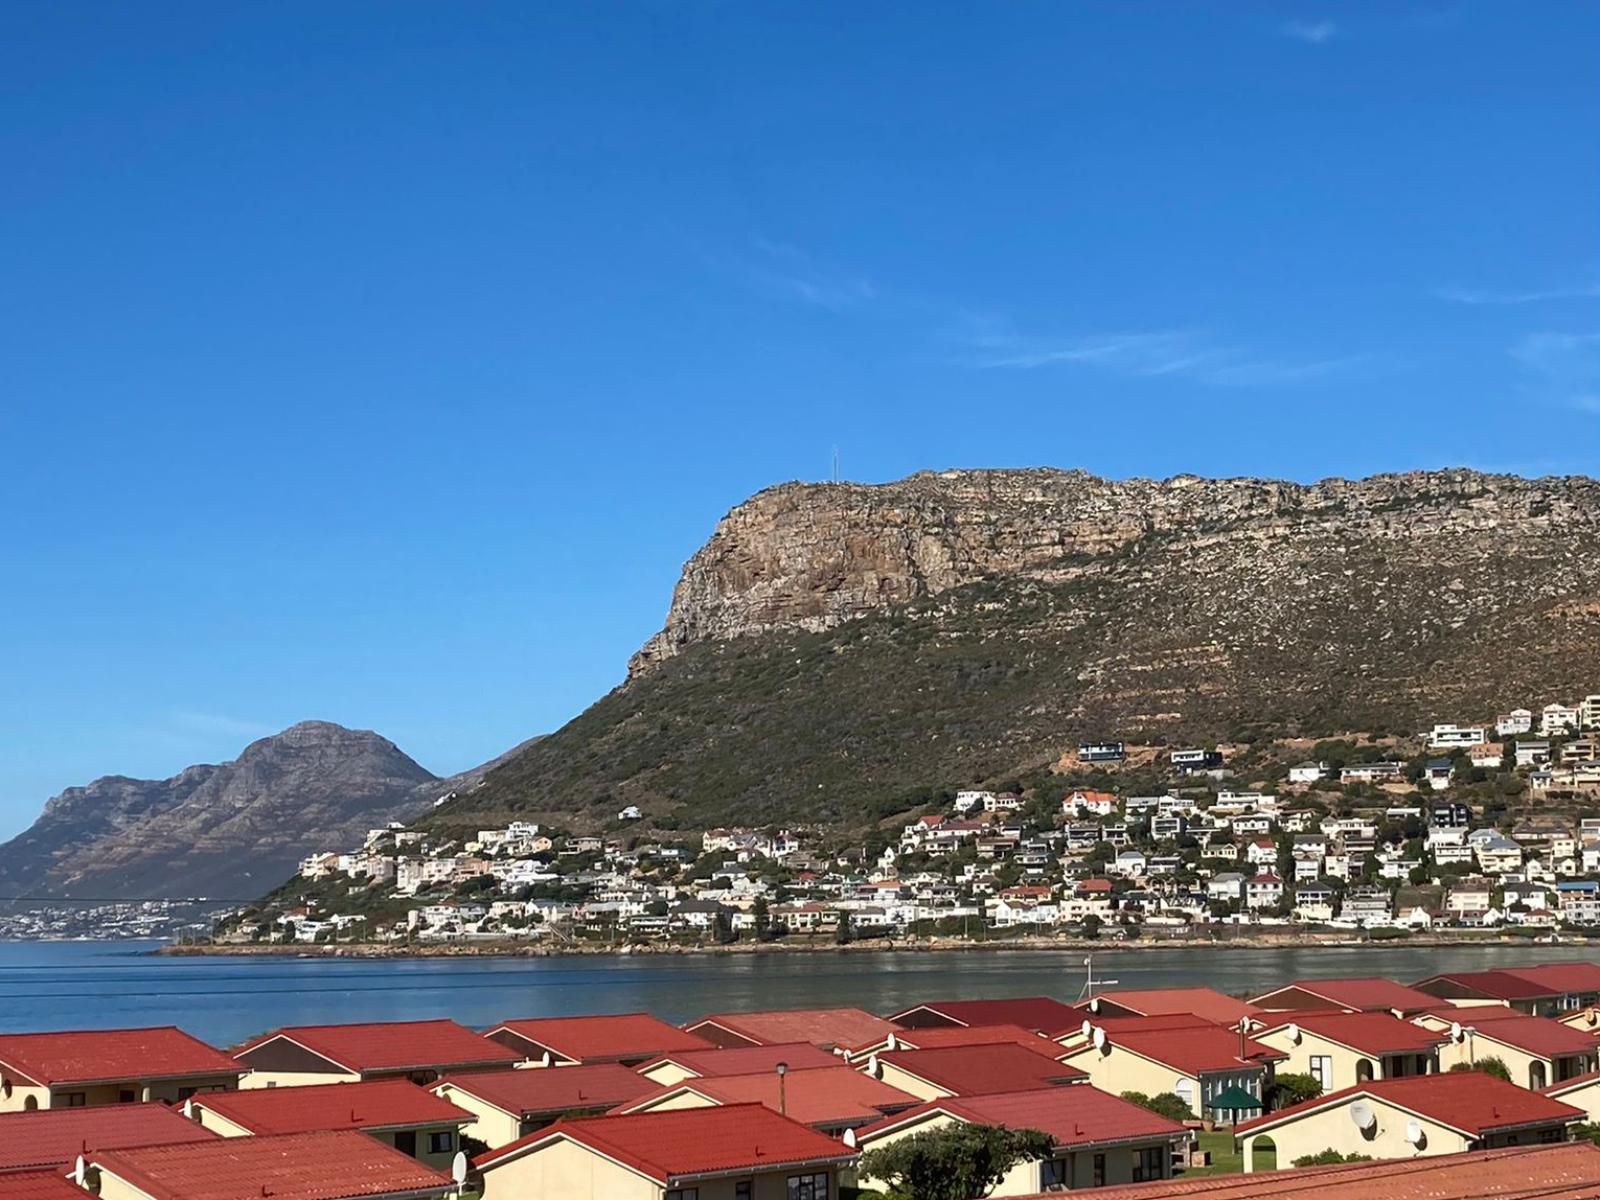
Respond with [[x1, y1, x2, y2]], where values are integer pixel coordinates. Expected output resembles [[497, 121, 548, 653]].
[[1266, 1073, 1322, 1111], [860, 1124, 1056, 1200], [834, 912, 854, 945], [1119, 1091, 1195, 1122], [1449, 1057, 1512, 1083], [1080, 913, 1104, 940], [1292, 1149, 1373, 1167]]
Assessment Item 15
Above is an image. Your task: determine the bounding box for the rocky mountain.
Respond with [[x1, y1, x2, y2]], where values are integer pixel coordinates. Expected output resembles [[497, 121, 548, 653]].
[[0, 722, 463, 901], [453, 468, 1600, 832]]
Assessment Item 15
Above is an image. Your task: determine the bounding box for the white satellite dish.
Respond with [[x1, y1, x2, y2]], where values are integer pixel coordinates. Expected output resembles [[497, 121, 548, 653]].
[[842, 1127, 858, 1149], [1092, 1027, 1108, 1051], [72, 1156, 86, 1186], [1285, 1023, 1301, 1045], [1404, 1118, 1425, 1147], [1081, 1019, 1093, 1039], [866, 1053, 881, 1077], [1089, 997, 1101, 1014], [1588, 1010, 1597, 1029], [884, 1033, 898, 1052], [1349, 1100, 1377, 1132], [540, 1050, 553, 1068], [1449, 1022, 1463, 1043]]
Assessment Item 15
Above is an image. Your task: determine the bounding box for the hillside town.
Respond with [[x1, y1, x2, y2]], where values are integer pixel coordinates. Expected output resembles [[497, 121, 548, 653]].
[[220, 695, 1600, 950], [7, 964, 1600, 1199]]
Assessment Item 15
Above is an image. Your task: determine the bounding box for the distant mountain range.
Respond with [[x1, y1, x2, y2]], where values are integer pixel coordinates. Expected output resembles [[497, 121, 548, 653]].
[[0, 721, 530, 901]]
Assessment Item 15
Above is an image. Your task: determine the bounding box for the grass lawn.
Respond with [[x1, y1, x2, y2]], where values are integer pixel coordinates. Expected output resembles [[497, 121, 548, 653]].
[[1185, 1129, 1272, 1176]]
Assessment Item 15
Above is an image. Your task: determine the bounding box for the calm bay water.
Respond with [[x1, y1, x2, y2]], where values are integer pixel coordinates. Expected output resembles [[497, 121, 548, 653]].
[[3, 941, 1594, 1046]]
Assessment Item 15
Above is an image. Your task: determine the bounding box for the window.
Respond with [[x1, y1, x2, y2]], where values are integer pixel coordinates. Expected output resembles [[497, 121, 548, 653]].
[[787, 1174, 829, 1200], [63, 1093, 87, 1107], [1308, 1056, 1332, 1089], [428, 1131, 455, 1155], [1541, 1127, 1565, 1144], [1093, 1154, 1106, 1187], [394, 1131, 418, 1158], [736, 1184, 753, 1200], [1039, 1159, 1070, 1190], [665, 1191, 699, 1200], [118, 1090, 137, 1104], [1133, 1146, 1166, 1182], [1530, 1062, 1548, 1090]]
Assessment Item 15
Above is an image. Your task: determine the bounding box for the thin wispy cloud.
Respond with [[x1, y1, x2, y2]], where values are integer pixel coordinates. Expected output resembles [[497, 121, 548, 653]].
[[1436, 282, 1600, 306], [1511, 330, 1600, 415], [962, 323, 1353, 389], [171, 711, 276, 740], [1281, 20, 1338, 45], [745, 238, 876, 311]]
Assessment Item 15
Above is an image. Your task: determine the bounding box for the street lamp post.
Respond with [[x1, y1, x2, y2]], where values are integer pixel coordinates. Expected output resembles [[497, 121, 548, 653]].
[[776, 1060, 789, 1116]]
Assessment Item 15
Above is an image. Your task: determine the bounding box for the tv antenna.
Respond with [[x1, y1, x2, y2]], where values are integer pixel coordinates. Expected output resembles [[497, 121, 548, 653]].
[[1077, 954, 1119, 1003], [831, 446, 839, 483]]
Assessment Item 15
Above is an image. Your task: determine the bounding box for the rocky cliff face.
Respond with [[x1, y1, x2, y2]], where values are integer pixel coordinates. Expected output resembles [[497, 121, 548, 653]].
[[631, 469, 1598, 674], [461, 467, 1600, 832], [0, 722, 446, 901]]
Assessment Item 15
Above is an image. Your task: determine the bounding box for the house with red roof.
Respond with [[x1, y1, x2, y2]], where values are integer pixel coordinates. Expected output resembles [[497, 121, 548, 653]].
[[1253, 1012, 1447, 1091], [232, 1020, 521, 1089], [433, 1064, 656, 1150], [855, 1085, 1186, 1196], [0, 1171, 87, 1200], [886, 996, 1084, 1038], [0, 1028, 243, 1112], [863, 1044, 1086, 1101], [1025, 1142, 1600, 1200], [681, 1007, 899, 1058], [614, 1065, 919, 1135], [0, 1103, 217, 1174], [1542, 1067, 1600, 1124], [1250, 976, 1443, 1017], [1413, 963, 1600, 1017], [1234, 1072, 1582, 1173], [1426, 1012, 1599, 1089], [880, 1024, 1069, 1059], [635, 1043, 841, 1088], [482, 1014, 712, 1067], [1058, 1021, 1285, 1122], [1078, 988, 1259, 1027], [473, 1103, 857, 1200], [81, 1129, 454, 1200], [185, 1079, 471, 1170]]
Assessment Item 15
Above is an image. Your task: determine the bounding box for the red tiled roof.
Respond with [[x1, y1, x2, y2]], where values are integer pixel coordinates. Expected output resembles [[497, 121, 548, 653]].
[[1090, 1026, 1285, 1076], [0, 1028, 241, 1087], [619, 1066, 917, 1128], [1461, 1014, 1600, 1058], [1257, 1011, 1447, 1055], [486, 1014, 712, 1063], [1250, 977, 1442, 1014], [887, 997, 1083, 1036], [886, 1024, 1067, 1058], [89, 1130, 451, 1200], [861, 1084, 1185, 1149], [436, 1064, 656, 1118], [685, 1008, 898, 1052], [1413, 971, 1561, 1001], [1237, 1072, 1582, 1139], [1083, 988, 1259, 1026], [474, 1103, 857, 1181], [0, 1103, 217, 1172], [874, 1044, 1086, 1095], [1502, 963, 1600, 995], [1015, 1143, 1600, 1199], [1543, 1067, 1600, 1097], [234, 1020, 521, 1075], [0, 1171, 88, 1200], [638, 1042, 842, 1078], [191, 1079, 470, 1135]]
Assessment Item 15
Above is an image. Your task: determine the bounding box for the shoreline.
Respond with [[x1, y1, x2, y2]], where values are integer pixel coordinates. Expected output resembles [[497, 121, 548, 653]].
[[154, 931, 1596, 959]]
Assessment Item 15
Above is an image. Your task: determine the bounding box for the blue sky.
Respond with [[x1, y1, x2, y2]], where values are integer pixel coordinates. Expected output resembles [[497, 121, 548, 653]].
[[2, 2, 1597, 838]]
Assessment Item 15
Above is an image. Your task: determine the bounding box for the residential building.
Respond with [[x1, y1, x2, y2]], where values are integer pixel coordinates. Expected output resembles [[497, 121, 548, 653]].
[[473, 1105, 857, 1200], [1234, 1073, 1581, 1173], [186, 1079, 471, 1170], [865, 1044, 1085, 1101], [634, 1043, 841, 1088], [1429, 725, 1487, 749], [233, 1019, 521, 1088], [886, 997, 1083, 1038], [683, 1008, 899, 1057], [1057, 1019, 1284, 1122], [1250, 977, 1441, 1017], [1080, 988, 1260, 1026], [0, 1028, 243, 1111], [434, 1064, 656, 1149], [1429, 1012, 1598, 1089], [1078, 742, 1126, 763], [1288, 762, 1328, 784], [1340, 762, 1405, 784], [854, 1086, 1185, 1196], [0, 1103, 216, 1174], [1543, 704, 1581, 736], [614, 1065, 918, 1135], [1253, 1013, 1445, 1092], [1497, 709, 1535, 736]]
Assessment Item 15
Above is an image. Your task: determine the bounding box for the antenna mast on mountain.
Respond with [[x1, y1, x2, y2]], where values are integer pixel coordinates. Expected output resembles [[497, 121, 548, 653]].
[[831, 446, 839, 483]]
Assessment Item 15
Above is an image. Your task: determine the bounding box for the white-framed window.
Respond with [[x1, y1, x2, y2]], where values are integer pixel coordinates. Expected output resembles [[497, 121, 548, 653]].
[[1133, 1146, 1166, 1182], [1040, 1158, 1071, 1190], [1309, 1055, 1333, 1089]]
